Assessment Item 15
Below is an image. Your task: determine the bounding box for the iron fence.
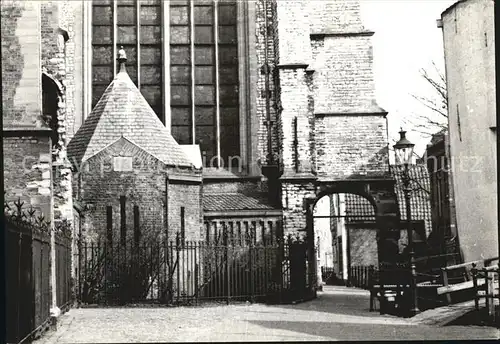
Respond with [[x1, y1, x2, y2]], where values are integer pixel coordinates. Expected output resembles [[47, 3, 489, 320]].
[[321, 266, 338, 285], [78, 234, 312, 306], [349, 265, 374, 289], [5, 199, 52, 344], [55, 229, 73, 310]]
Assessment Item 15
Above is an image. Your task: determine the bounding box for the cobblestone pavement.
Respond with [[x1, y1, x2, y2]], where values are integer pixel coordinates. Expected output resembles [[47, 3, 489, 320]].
[[35, 286, 499, 342]]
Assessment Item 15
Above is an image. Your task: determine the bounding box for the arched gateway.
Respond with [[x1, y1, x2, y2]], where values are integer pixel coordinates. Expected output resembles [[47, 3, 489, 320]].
[[309, 179, 401, 274], [279, 177, 401, 296]]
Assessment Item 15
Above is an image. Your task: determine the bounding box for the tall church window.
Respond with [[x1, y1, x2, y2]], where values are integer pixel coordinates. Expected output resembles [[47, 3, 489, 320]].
[[169, 0, 240, 168], [91, 0, 163, 121]]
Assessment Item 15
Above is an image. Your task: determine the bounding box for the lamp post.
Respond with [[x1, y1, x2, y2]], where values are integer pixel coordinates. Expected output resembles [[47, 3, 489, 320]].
[[393, 129, 420, 316]]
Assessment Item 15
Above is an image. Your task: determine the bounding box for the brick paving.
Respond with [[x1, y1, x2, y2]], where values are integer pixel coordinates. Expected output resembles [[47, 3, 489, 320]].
[[35, 286, 499, 343]]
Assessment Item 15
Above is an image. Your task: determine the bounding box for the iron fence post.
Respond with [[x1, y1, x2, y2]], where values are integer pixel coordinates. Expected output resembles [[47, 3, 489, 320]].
[[225, 229, 230, 305]]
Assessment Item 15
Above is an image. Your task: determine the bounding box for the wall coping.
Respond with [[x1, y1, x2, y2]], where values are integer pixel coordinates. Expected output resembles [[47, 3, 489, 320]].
[[204, 209, 283, 218], [310, 30, 375, 38], [315, 111, 388, 117], [3, 127, 53, 137], [168, 174, 203, 184], [277, 63, 309, 70], [316, 177, 395, 184], [280, 173, 318, 182]]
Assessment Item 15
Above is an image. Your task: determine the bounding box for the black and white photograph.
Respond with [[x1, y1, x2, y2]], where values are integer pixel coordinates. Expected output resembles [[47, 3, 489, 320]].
[[1, 0, 498, 342]]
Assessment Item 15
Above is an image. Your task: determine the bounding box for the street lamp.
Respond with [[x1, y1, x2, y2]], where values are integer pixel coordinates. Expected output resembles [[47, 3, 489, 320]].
[[393, 129, 420, 316]]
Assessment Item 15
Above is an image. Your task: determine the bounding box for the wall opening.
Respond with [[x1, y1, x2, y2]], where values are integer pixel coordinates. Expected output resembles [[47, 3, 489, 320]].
[[42, 73, 62, 147], [313, 192, 377, 287]]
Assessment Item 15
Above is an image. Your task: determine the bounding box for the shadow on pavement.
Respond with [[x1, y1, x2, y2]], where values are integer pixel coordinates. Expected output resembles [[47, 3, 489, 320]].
[[273, 287, 387, 319], [246, 320, 500, 341]]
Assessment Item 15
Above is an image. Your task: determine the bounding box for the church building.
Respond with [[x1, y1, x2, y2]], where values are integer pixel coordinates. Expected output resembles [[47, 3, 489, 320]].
[[3, 0, 407, 276]]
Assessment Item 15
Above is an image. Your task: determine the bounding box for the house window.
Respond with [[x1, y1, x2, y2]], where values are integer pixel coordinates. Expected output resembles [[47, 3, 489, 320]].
[[169, 0, 240, 168], [91, 0, 163, 121]]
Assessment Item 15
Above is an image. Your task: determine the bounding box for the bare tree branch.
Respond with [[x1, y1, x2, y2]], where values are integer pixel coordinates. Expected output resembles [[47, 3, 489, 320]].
[[406, 61, 449, 137]]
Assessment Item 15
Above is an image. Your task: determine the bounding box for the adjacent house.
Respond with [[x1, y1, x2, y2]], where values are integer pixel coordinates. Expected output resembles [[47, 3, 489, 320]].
[[438, 0, 497, 263]]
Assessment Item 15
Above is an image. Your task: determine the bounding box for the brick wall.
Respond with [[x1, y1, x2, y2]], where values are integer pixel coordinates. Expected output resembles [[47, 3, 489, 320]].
[[315, 115, 389, 179], [3, 136, 53, 219], [1, 1, 43, 128], [167, 183, 203, 242], [309, 0, 364, 34], [281, 181, 315, 236], [313, 36, 378, 114], [277, 68, 314, 174], [76, 138, 202, 244], [255, 0, 279, 163], [202, 180, 266, 195], [41, 2, 60, 77], [349, 227, 378, 266]]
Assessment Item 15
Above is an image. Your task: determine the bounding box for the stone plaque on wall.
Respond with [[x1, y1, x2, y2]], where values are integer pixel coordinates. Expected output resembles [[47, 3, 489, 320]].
[[113, 157, 133, 172]]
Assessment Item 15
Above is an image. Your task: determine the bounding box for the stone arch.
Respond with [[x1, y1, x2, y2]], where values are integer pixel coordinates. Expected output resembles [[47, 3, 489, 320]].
[[303, 179, 401, 285], [311, 190, 379, 286]]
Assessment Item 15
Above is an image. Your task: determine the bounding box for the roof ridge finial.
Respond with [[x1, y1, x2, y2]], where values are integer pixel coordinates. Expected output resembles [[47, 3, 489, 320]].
[[117, 46, 127, 73]]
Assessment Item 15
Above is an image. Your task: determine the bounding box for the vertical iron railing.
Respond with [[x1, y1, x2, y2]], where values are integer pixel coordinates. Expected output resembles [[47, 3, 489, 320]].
[[77, 235, 310, 306], [348, 265, 374, 290], [5, 199, 53, 344]]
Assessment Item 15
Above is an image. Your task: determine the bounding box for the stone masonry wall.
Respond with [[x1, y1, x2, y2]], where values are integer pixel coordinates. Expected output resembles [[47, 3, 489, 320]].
[[309, 0, 364, 34], [77, 138, 202, 244], [255, 0, 279, 164], [1, 1, 43, 128], [3, 136, 53, 219], [167, 182, 203, 242], [349, 227, 378, 266], [313, 36, 379, 114], [315, 115, 389, 179], [202, 180, 266, 195], [281, 181, 315, 236], [278, 68, 314, 174], [40, 0, 77, 232]]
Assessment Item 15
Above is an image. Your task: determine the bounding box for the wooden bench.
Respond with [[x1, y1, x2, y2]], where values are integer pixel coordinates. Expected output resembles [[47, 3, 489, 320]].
[[368, 268, 413, 314], [369, 283, 411, 313], [438, 257, 498, 305], [471, 263, 499, 317]]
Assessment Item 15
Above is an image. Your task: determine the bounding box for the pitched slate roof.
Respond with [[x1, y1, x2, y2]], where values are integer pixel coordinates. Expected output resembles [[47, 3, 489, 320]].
[[392, 163, 432, 236], [67, 60, 192, 168], [203, 193, 277, 212]]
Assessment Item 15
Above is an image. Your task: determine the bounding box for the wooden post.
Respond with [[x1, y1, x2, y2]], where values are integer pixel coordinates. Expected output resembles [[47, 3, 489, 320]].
[[442, 268, 451, 304], [471, 263, 479, 311], [484, 267, 490, 317]]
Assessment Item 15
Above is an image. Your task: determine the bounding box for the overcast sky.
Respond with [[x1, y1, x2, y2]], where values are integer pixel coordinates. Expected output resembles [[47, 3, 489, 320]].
[[359, 0, 456, 155]]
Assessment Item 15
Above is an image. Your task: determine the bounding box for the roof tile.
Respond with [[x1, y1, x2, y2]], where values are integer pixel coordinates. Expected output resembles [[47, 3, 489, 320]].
[[203, 193, 277, 212]]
